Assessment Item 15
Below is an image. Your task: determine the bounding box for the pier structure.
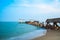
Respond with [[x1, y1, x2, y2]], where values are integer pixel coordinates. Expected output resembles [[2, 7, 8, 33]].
[[46, 18, 60, 30], [25, 20, 43, 27]]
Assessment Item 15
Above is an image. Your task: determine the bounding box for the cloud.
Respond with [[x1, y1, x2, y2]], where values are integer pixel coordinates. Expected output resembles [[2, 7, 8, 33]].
[[14, 0, 60, 13], [4, 0, 60, 14], [1, 0, 60, 21], [20, 4, 60, 14]]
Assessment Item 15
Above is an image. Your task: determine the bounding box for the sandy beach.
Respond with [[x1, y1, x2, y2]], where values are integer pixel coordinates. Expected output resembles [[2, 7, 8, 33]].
[[32, 29, 60, 40]]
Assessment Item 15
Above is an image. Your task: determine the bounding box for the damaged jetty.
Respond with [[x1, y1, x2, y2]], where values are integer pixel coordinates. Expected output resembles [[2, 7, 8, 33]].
[[45, 18, 60, 30], [25, 18, 60, 30]]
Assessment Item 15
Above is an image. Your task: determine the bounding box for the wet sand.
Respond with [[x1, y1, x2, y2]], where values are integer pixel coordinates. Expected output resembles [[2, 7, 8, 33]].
[[32, 29, 60, 40]]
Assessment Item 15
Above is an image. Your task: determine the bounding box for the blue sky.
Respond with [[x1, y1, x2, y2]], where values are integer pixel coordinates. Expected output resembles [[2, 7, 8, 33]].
[[0, 0, 60, 22]]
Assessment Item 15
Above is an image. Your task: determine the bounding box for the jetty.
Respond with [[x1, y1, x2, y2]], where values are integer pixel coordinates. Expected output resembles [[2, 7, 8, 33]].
[[25, 18, 60, 30], [25, 21, 42, 26], [45, 18, 60, 30]]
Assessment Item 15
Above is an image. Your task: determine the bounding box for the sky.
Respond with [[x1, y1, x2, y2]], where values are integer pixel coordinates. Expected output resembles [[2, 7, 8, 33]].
[[0, 0, 60, 22]]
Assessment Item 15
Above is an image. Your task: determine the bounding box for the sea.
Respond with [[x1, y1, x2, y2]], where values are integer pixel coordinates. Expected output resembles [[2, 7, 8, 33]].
[[0, 22, 44, 40]]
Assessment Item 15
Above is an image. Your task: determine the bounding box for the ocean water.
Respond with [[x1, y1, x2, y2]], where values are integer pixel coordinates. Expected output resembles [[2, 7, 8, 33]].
[[0, 22, 41, 40], [0, 22, 46, 40]]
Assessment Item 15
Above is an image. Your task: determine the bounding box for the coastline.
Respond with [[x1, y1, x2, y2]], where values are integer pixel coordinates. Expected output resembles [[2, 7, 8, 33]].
[[32, 29, 60, 40]]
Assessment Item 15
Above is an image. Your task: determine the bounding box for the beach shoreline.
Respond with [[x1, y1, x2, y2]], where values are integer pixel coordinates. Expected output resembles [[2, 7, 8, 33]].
[[32, 29, 60, 40]]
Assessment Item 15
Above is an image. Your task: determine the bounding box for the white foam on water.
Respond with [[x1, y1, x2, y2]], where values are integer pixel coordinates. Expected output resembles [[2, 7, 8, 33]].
[[7, 29, 47, 40]]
